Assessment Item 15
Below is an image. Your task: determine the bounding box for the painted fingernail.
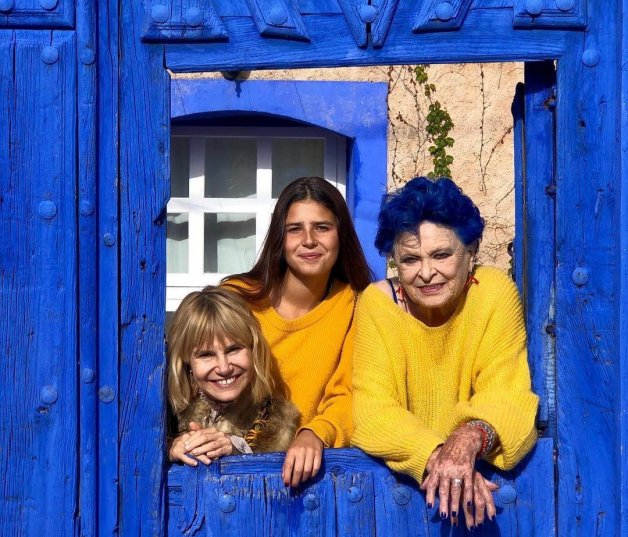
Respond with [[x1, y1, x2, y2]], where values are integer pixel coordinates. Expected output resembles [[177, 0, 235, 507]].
[[452, 511, 457, 517], [467, 501, 472, 507], [440, 512, 447, 519], [427, 502, 432, 509], [477, 522, 483, 528], [491, 515, 496, 522]]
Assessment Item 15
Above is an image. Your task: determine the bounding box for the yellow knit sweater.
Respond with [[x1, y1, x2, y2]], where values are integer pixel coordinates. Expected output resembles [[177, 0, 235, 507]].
[[228, 280, 356, 448], [352, 266, 538, 484]]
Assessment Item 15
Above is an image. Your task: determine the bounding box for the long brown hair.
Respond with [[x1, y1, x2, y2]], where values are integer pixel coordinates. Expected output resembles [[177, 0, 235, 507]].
[[223, 177, 372, 305]]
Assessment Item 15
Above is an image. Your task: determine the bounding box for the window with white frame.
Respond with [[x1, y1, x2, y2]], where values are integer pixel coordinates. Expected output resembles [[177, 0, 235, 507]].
[[166, 126, 347, 313]]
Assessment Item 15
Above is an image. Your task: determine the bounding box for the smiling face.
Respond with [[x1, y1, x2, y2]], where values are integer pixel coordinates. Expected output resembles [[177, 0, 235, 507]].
[[394, 221, 476, 326], [189, 335, 252, 404], [283, 200, 340, 282]]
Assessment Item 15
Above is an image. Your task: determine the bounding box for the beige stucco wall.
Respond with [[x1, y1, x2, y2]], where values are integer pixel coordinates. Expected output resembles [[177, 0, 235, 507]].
[[173, 63, 523, 270]]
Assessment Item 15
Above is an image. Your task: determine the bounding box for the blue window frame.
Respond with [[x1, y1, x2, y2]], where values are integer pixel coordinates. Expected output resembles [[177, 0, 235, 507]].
[[170, 78, 389, 279]]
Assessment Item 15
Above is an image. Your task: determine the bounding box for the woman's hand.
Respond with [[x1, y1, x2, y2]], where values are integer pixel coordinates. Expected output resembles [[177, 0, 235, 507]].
[[168, 421, 234, 466], [420, 424, 494, 527], [282, 429, 324, 487], [461, 472, 499, 529]]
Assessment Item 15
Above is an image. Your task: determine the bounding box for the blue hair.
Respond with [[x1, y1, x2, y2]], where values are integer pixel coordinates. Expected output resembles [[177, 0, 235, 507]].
[[375, 177, 485, 256]]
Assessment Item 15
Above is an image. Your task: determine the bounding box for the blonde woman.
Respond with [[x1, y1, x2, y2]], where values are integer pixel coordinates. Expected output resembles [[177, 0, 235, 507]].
[[167, 286, 299, 466]]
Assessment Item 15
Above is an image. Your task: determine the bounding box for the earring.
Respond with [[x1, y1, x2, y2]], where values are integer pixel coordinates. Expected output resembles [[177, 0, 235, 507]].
[[465, 272, 479, 289]]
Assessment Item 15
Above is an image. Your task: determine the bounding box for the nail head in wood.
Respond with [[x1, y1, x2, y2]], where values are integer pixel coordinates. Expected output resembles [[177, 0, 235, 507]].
[[185, 7, 203, 27], [359, 4, 377, 23], [0, 0, 14, 13], [435, 2, 454, 22], [39, 0, 58, 10], [151, 4, 170, 23], [41, 46, 59, 64], [218, 494, 236, 513], [524, 0, 543, 16], [582, 48, 600, 67], [40, 385, 58, 405]]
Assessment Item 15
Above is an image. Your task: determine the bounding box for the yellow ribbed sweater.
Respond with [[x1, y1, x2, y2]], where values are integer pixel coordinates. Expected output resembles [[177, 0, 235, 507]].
[[352, 266, 538, 484], [229, 280, 356, 448]]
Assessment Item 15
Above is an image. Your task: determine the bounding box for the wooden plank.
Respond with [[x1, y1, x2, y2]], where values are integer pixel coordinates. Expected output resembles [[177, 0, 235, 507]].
[[118, 1, 169, 535], [555, 21, 618, 536], [413, 0, 474, 33], [621, 1, 628, 532], [334, 471, 376, 536], [512, 0, 586, 29], [165, 10, 570, 71], [0, 0, 73, 29], [521, 61, 557, 431], [512, 81, 524, 290], [97, 1, 120, 535], [168, 445, 554, 535], [76, 0, 98, 535], [0, 30, 78, 537], [245, 0, 310, 42]]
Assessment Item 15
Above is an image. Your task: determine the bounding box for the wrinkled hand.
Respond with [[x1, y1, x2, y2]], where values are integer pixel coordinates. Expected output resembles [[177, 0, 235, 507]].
[[460, 472, 499, 529], [168, 421, 234, 467], [421, 425, 496, 528], [282, 429, 324, 487]]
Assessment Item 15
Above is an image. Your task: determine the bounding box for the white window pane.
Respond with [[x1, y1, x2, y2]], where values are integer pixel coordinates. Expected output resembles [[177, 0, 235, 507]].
[[171, 137, 190, 198], [205, 139, 257, 198], [167, 213, 189, 273], [271, 138, 324, 197], [204, 213, 256, 274]]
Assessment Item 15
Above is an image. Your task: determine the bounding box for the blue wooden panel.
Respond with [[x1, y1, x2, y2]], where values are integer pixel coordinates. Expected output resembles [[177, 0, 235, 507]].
[[167, 443, 554, 536], [413, 0, 474, 33], [76, 0, 98, 535], [555, 28, 618, 536], [97, 2, 120, 535], [0, 30, 77, 536], [142, 0, 228, 42], [119, 1, 169, 535], [0, 0, 73, 28], [621, 0, 628, 529], [513, 62, 557, 431], [513, 0, 586, 29], [337, 0, 368, 47], [165, 9, 570, 71], [512, 82, 524, 290], [370, 0, 400, 48], [171, 78, 389, 277], [245, 0, 310, 42]]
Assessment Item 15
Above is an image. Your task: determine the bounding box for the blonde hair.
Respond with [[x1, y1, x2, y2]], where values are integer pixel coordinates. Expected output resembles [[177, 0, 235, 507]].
[[167, 286, 278, 416]]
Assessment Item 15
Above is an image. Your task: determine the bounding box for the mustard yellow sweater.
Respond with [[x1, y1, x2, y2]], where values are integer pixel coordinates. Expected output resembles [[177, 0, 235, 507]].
[[230, 280, 356, 448], [352, 266, 538, 484]]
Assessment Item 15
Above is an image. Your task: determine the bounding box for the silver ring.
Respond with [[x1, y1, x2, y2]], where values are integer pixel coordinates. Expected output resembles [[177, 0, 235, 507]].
[[452, 478, 463, 487]]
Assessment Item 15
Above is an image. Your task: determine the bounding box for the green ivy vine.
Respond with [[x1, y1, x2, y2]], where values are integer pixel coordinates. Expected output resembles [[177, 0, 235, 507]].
[[414, 65, 455, 179]]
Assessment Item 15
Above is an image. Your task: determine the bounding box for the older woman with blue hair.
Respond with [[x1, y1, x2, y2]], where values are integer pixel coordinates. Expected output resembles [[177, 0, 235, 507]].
[[352, 177, 538, 530]]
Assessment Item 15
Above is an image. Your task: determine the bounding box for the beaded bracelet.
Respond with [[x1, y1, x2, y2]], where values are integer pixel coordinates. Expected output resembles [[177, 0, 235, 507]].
[[467, 419, 497, 458]]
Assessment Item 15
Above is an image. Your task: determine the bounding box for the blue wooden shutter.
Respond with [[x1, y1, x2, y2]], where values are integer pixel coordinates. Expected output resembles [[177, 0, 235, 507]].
[[513, 61, 557, 437], [0, 31, 78, 536]]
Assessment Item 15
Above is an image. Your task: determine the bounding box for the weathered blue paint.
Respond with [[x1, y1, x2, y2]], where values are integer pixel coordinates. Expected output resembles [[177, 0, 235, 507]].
[[0, 30, 78, 536], [118, 1, 169, 534], [77, 2, 98, 535], [171, 78, 388, 277], [97, 1, 120, 535], [620, 3, 628, 533], [0, 0, 73, 28], [167, 442, 554, 536], [513, 61, 557, 433], [2, 1, 628, 536]]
